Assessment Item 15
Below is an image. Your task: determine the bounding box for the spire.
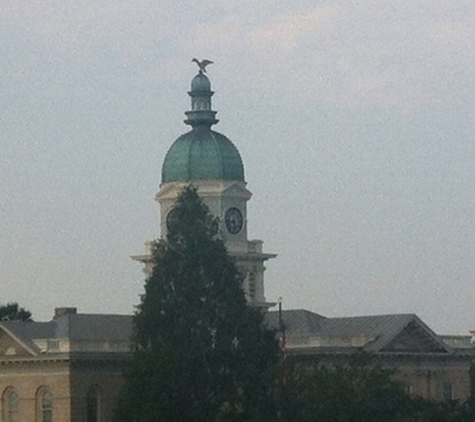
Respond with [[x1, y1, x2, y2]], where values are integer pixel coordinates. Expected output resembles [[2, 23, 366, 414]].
[[184, 71, 219, 128]]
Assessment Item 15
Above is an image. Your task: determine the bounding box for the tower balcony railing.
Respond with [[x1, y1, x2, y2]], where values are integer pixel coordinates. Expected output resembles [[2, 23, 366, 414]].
[[226, 240, 263, 255]]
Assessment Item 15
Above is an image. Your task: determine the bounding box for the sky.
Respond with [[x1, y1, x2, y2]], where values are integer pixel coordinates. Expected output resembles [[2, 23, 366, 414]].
[[1, 0, 474, 334]]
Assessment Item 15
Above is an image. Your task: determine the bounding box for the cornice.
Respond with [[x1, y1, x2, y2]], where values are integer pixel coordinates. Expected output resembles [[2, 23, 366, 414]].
[[0, 355, 70, 365], [0, 350, 132, 366]]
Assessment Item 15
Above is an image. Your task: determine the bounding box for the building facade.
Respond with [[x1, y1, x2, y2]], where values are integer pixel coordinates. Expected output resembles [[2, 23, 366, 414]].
[[266, 309, 474, 401], [0, 308, 130, 421]]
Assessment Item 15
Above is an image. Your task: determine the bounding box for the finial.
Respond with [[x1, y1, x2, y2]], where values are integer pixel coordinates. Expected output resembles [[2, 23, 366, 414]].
[[192, 58, 213, 73]]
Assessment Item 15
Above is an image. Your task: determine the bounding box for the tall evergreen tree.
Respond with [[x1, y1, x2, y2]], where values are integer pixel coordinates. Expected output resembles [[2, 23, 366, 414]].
[[116, 185, 279, 422]]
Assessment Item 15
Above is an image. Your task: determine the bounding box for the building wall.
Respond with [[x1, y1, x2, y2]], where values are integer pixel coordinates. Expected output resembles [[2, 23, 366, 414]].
[[0, 359, 71, 421], [287, 351, 473, 402], [69, 358, 126, 422], [0, 357, 127, 422], [391, 358, 472, 401]]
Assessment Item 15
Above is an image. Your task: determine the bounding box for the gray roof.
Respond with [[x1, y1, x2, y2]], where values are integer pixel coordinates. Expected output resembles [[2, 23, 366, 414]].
[[54, 314, 133, 341], [323, 314, 416, 351], [265, 309, 327, 335], [265, 310, 451, 354], [1, 321, 56, 354], [0, 313, 133, 356], [1, 309, 457, 357]]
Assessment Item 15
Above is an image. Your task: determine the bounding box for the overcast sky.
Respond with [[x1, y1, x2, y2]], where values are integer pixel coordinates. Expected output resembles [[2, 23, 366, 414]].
[[1, 0, 474, 334]]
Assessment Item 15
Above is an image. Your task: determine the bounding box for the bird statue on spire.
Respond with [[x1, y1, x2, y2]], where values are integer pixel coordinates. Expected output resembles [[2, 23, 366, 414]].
[[192, 58, 213, 73]]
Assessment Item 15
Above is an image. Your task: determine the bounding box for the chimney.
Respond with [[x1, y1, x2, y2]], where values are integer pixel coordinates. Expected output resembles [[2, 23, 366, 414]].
[[54, 307, 77, 319]]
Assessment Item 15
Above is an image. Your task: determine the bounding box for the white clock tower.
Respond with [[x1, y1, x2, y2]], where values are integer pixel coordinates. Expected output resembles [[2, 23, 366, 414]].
[[133, 67, 276, 308]]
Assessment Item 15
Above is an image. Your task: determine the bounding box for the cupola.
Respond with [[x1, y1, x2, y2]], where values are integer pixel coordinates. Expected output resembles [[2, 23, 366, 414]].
[[161, 71, 244, 184]]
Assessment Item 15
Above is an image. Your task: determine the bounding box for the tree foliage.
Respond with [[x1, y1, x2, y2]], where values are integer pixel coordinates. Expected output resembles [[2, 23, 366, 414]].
[[116, 185, 279, 421], [114, 185, 474, 421], [0, 303, 32, 322], [413, 400, 475, 422], [278, 354, 475, 422], [279, 355, 420, 422]]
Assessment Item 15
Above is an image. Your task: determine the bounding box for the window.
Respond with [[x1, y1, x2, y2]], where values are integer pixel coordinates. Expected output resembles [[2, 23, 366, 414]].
[[3, 388, 19, 422], [86, 386, 101, 422], [248, 272, 256, 300], [36, 388, 53, 422], [442, 383, 453, 401]]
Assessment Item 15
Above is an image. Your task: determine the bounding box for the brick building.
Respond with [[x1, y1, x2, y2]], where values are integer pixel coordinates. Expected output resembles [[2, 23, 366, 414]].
[[1, 307, 472, 421], [266, 309, 474, 401], [0, 308, 131, 421]]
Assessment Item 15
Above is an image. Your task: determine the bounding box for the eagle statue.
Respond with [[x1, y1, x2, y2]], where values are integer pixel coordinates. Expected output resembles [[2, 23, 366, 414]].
[[192, 58, 213, 73]]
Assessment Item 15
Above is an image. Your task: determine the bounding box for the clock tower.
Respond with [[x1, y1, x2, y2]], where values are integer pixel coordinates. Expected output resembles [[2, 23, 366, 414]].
[[133, 67, 276, 308]]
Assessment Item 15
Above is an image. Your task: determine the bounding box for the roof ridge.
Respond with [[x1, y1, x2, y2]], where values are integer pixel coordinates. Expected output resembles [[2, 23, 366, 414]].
[[329, 313, 416, 320], [62, 313, 132, 317]]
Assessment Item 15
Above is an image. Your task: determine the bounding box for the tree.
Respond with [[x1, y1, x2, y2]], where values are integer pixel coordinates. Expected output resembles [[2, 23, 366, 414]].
[[279, 354, 421, 422], [116, 185, 279, 422], [0, 303, 32, 322], [414, 400, 475, 422]]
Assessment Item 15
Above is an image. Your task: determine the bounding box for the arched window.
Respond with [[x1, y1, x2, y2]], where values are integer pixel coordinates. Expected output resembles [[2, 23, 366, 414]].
[[3, 388, 19, 422], [442, 383, 453, 401], [248, 272, 256, 299], [36, 388, 53, 422], [86, 385, 101, 422]]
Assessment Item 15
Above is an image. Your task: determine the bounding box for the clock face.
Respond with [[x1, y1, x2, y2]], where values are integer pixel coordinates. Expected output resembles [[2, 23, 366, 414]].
[[166, 208, 178, 230], [225, 207, 243, 234]]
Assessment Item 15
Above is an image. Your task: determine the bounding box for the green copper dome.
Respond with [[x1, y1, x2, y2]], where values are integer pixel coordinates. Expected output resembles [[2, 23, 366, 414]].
[[162, 126, 244, 183], [191, 73, 211, 92], [161, 69, 245, 183]]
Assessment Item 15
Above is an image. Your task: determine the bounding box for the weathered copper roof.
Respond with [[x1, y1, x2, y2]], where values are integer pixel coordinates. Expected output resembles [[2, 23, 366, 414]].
[[162, 127, 244, 183], [191, 72, 211, 92], [162, 70, 244, 183]]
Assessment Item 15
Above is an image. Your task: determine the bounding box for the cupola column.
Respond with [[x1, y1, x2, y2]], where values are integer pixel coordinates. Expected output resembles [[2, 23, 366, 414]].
[[184, 72, 218, 128]]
